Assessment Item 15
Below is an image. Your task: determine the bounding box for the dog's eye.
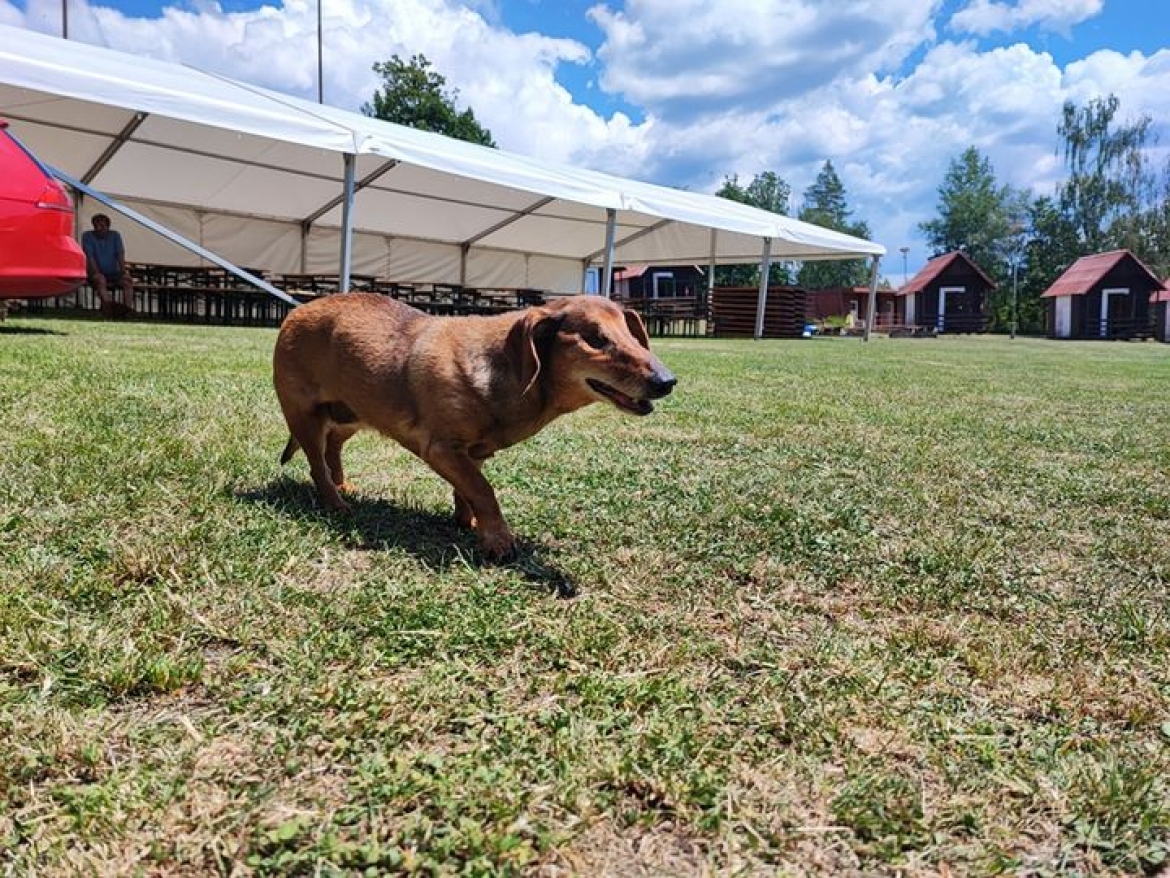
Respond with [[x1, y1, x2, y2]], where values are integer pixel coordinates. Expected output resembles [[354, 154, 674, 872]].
[[581, 329, 609, 350]]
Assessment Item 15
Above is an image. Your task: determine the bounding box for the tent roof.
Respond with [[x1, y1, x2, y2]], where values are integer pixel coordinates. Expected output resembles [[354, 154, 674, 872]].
[[0, 25, 883, 284], [1041, 250, 1165, 298]]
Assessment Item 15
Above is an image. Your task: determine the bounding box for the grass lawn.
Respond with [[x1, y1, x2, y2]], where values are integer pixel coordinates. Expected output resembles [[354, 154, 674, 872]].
[[1, 315, 1168, 875]]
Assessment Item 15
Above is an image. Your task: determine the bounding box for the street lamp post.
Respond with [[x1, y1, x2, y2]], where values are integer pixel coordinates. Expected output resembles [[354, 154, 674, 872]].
[[1011, 253, 1019, 340], [1009, 226, 1027, 340]]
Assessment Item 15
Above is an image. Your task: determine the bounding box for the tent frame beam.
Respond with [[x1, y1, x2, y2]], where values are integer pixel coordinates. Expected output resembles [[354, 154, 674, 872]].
[[53, 166, 299, 307], [81, 112, 147, 185], [300, 158, 399, 228], [584, 217, 674, 264]]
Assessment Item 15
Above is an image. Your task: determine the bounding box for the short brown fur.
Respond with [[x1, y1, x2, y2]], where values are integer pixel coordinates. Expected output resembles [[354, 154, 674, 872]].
[[273, 293, 676, 559]]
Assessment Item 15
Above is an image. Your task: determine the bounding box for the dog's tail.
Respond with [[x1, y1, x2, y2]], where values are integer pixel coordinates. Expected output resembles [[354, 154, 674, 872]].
[[279, 434, 300, 465]]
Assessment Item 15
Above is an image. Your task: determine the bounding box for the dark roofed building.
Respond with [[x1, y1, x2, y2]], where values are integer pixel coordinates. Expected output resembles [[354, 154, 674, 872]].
[[895, 251, 996, 333], [1041, 250, 1164, 340], [612, 264, 706, 300]]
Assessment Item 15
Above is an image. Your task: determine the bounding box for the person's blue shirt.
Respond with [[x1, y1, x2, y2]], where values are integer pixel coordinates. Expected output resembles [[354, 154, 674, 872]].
[[81, 228, 125, 278]]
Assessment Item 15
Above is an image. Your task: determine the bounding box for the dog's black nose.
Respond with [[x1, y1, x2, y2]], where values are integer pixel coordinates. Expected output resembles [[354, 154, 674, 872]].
[[647, 369, 677, 398]]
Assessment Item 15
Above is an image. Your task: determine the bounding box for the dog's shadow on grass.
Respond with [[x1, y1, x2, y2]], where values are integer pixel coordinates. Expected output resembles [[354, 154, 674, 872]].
[[0, 325, 68, 336], [241, 478, 578, 598]]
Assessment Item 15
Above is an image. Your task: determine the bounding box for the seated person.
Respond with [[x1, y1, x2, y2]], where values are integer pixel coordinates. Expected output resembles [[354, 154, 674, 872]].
[[81, 213, 135, 316]]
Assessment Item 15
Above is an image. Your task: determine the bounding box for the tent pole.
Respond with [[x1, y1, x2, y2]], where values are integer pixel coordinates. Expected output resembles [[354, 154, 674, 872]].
[[339, 152, 356, 291], [706, 228, 717, 314], [754, 237, 772, 340], [601, 208, 616, 299], [863, 255, 881, 342]]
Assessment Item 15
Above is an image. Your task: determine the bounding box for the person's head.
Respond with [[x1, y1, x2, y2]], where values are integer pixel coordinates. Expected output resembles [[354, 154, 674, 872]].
[[91, 214, 111, 236]]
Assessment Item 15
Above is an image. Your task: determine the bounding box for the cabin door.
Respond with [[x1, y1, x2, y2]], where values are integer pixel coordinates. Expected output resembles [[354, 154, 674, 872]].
[[1100, 288, 1129, 338], [1054, 297, 1072, 338], [652, 272, 675, 299], [938, 286, 964, 331]]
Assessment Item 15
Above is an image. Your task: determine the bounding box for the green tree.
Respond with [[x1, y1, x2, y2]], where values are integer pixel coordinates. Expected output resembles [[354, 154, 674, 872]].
[[714, 172, 792, 286], [919, 147, 1032, 330], [919, 146, 1015, 277], [1140, 161, 1170, 278], [1057, 95, 1151, 254], [797, 160, 872, 289], [1012, 195, 1079, 334], [363, 54, 496, 147]]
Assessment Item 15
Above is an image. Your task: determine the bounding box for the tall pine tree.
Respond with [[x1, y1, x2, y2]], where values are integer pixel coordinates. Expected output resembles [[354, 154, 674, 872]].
[[797, 160, 871, 289], [918, 146, 1014, 278]]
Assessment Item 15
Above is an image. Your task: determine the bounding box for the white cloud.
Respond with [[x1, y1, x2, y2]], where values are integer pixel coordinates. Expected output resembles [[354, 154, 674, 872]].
[[588, 0, 940, 118], [950, 0, 1103, 37]]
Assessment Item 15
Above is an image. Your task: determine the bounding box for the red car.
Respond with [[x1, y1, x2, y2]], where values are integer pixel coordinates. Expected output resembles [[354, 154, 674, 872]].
[[0, 119, 86, 299]]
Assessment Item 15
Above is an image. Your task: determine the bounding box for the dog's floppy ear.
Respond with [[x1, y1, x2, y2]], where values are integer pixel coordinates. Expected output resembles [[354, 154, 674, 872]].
[[505, 308, 555, 396], [623, 308, 651, 350]]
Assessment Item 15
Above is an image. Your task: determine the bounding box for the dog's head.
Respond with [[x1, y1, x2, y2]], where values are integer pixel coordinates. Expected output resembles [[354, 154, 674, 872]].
[[507, 296, 677, 415]]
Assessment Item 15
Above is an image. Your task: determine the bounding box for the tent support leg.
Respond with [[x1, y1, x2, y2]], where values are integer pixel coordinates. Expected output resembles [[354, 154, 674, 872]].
[[706, 228, 717, 316], [863, 255, 881, 342], [339, 152, 356, 292], [601, 208, 616, 299], [754, 237, 773, 340]]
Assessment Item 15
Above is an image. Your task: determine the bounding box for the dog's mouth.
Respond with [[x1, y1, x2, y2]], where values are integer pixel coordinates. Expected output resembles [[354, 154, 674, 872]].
[[587, 378, 653, 415]]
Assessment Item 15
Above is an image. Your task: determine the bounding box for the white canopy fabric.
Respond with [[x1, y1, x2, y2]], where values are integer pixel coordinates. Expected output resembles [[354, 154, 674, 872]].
[[1, 25, 884, 292]]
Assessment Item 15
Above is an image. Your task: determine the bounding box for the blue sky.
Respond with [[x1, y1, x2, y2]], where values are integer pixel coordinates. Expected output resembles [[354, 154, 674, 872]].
[[3, 0, 1168, 277]]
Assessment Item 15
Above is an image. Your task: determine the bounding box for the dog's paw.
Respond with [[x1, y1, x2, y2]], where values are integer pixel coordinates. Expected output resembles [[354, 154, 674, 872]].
[[478, 527, 517, 563], [322, 495, 352, 513]]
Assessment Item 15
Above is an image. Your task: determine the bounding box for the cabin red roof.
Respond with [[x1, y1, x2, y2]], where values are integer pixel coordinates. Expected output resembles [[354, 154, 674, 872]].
[[1154, 278, 1170, 304], [613, 264, 649, 281], [1041, 249, 1166, 298], [897, 251, 996, 296]]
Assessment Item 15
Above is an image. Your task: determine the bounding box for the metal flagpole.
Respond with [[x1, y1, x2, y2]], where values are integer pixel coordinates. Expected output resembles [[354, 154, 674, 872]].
[[316, 0, 324, 104]]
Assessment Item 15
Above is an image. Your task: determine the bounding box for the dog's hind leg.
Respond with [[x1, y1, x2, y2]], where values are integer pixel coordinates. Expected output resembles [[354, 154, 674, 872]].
[[285, 409, 349, 511], [325, 426, 359, 492]]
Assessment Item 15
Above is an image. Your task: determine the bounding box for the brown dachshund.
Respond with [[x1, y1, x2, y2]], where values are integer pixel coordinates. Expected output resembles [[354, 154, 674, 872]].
[[273, 293, 676, 559]]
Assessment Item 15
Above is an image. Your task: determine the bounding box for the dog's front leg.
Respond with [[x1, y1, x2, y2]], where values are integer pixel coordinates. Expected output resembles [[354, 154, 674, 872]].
[[423, 443, 514, 561]]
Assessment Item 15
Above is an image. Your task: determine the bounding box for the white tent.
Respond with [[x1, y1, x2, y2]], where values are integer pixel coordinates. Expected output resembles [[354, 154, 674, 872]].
[[0, 25, 883, 297]]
